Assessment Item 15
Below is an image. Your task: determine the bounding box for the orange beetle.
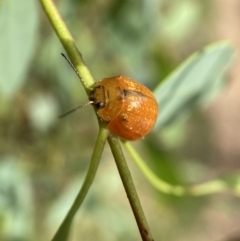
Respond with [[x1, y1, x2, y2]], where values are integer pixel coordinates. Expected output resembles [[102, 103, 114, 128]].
[[59, 54, 158, 141], [89, 75, 158, 140]]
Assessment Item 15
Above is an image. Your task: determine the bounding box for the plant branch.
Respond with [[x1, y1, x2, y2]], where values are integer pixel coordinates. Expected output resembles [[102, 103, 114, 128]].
[[51, 127, 109, 241], [123, 141, 239, 196], [123, 141, 186, 196], [39, 0, 95, 90], [108, 135, 154, 241]]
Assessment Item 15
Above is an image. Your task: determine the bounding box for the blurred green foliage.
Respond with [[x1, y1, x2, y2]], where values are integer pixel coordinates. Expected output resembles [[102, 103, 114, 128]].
[[0, 0, 238, 241]]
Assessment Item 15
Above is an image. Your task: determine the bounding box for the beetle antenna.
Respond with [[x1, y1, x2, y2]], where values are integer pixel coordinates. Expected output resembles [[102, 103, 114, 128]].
[[58, 101, 93, 119], [61, 53, 81, 79]]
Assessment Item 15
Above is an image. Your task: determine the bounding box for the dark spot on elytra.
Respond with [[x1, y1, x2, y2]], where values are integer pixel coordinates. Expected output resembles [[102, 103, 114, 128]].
[[123, 89, 145, 97]]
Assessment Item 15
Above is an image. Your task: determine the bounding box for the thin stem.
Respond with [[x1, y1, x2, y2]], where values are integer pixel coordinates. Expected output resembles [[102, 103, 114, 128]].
[[51, 127, 109, 241], [39, 0, 95, 90], [123, 141, 232, 196], [187, 180, 228, 196], [108, 135, 154, 241], [124, 141, 186, 196]]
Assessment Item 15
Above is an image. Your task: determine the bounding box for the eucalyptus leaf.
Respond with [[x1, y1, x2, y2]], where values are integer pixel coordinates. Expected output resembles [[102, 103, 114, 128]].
[[0, 157, 33, 240], [0, 0, 39, 98], [154, 42, 234, 128]]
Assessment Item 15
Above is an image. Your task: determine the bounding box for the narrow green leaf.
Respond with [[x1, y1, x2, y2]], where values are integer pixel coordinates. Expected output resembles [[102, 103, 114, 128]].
[[0, 0, 39, 98], [154, 42, 234, 128], [0, 157, 33, 240]]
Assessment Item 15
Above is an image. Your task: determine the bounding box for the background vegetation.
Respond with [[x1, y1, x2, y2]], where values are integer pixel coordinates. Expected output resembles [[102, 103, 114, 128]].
[[0, 0, 240, 241]]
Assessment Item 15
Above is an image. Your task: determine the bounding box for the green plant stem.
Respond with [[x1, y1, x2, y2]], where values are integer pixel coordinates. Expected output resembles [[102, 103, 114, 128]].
[[108, 135, 154, 241], [52, 127, 109, 241], [123, 141, 231, 196], [186, 179, 228, 196], [124, 141, 186, 196], [39, 0, 95, 90]]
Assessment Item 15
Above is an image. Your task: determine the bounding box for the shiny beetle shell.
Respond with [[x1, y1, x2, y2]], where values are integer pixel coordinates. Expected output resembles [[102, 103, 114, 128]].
[[89, 75, 158, 141]]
